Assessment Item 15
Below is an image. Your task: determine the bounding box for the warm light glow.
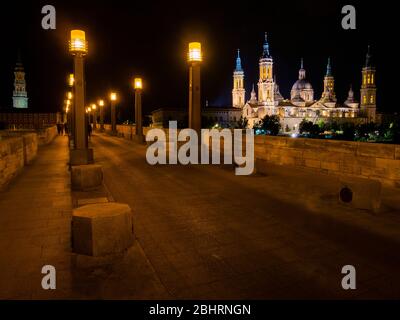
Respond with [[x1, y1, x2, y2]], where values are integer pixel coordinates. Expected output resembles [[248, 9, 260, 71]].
[[91, 104, 97, 110], [134, 77, 143, 90], [98, 99, 104, 107], [66, 106, 69, 113], [88, 107, 91, 112], [68, 74, 74, 86], [69, 30, 87, 54], [67, 92, 72, 99], [66, 100, 71, 106], [188, 42, 202, 62], [110, 92, 117, 101]]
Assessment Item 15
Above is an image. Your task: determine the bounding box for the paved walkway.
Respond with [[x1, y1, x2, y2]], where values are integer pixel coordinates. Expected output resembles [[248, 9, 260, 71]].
[[2, 133, 400, 299], [92, 133, 400, 299], [0, 136, 168, 299]]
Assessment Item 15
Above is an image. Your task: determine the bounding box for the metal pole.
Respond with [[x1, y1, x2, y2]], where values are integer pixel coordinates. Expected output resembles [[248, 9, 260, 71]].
[[189, 62, 201, 133], [111, 101, 116, 134], [73, 54, 88, 149], [100, 105, 104, 131], [135, 89, 143, 138]]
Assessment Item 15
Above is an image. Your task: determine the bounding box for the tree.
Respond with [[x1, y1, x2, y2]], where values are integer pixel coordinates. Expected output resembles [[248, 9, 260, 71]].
[[236, 115, 248, 129], [299, 119, 323, 137], [259, 115, 281, 136]]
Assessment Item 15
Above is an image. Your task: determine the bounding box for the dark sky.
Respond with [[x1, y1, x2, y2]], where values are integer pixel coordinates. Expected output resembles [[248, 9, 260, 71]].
[[0, 0, 396, 118]]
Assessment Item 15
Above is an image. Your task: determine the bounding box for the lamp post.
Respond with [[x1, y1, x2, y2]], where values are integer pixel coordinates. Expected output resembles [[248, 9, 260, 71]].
[[133, 77, 143, 141], [188, 42, 202, 133], [110, 92, 117, 135], [69, 30, 92, 164], [67, 74, 75, 146], [98, 99, 105, 131], [91, 104, 97, 129]]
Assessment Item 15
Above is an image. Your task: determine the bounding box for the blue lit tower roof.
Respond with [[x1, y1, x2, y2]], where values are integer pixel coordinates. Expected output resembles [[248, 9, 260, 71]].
[[365, 45, 373, 68], [326, 57, 332, 76], [235, 49, 243, 72], [261, 32, 272, 59]]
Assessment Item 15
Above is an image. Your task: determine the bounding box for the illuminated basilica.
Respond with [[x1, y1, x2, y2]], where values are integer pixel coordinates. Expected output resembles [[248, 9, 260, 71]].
[[232, 33, 377, 131]]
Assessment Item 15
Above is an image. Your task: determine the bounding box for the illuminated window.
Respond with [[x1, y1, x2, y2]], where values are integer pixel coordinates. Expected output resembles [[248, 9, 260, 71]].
[[370, 95, 374, 103], [371, 74, 374, 84], [363, 75, 366, 85], [363, 95, 367, 104]]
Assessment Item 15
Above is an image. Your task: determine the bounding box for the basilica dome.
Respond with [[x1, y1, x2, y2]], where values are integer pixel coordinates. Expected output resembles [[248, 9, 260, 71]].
[[292, 79, 313, 91]]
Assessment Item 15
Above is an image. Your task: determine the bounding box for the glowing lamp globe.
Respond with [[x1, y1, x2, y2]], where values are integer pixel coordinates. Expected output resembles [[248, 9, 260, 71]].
[[69, 30, 88, 54], [188, 42, 202, 62], [110, 92, 117, 101], [134, 78, 143, 90], [98, 100, 104, 107], [68, 74, 75, 87]]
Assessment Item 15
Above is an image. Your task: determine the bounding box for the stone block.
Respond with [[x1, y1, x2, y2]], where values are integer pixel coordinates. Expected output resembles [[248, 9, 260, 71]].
[[395, 146, 400, 160], [321, 161, 340, 172], [72, 202, 134, 256], [339, 176, 381, 213], [305, 159, 320, 169], [71, 164, 103, 191], [357, 143, 395, 159]]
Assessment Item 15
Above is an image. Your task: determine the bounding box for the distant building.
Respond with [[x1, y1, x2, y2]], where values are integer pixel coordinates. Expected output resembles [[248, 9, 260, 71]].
[[235, 33, 376, 131], [151, 106, 242, 128], [12, 54, 28, 109]]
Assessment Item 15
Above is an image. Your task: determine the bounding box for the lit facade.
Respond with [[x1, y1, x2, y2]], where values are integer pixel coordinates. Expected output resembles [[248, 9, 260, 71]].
[[235, 34, 376, 131], [12, 55, 28, 109]]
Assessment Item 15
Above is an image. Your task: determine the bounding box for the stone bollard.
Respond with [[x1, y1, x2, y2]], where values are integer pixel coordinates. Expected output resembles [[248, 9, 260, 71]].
[[71, 164, 103, 191], [339, 176, 382, 213], [72, 202, 134, 256]]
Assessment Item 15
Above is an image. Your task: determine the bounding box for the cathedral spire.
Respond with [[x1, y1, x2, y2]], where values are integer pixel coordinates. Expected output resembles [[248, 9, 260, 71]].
[[299, 57, 306, 80], [326, 57, 332, 76], [235, 49, 242, 71], [365, 45, 372, 68], [262, 32, 271, 58]]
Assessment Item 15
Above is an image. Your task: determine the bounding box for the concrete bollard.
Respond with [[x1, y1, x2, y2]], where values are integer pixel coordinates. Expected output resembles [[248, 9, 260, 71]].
[[339, 176, 382, 213], [71, 164, 103, 191], [72, 202, 134, 256]]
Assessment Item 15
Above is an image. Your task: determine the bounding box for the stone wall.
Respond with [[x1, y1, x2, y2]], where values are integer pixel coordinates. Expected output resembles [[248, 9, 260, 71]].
[[99, 124, 150, 139], [38, 125, 57, 145], [254, 135, 400, 187], [0, 133, 39, 190], [96, 124, 400, 187]]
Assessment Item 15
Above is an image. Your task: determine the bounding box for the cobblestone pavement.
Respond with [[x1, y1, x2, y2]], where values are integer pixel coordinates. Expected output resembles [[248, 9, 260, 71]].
[[0, 136, 168, 299], [2, 134, 400, 299], [91, 133, 400, 299]]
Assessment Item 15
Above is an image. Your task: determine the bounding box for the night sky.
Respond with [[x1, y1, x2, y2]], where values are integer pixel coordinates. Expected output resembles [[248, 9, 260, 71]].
[[0, 0, 396, 119]]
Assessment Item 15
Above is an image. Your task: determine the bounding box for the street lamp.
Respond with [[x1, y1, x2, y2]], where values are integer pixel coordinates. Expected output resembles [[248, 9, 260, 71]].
[[67, 74, 75, 145], [69, 29, 92, 165], [92, 104, 97, 129], [133, 77, 143, 141], [98, 99, 105, 131], [110, 92, 117, 135], [188, 42, 202, 133]]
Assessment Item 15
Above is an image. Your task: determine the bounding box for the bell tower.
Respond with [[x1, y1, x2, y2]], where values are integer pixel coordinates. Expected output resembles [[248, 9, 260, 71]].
[[257, 33, 275, 108], [360, 46, 377, 122], [12, 52, 28, 109], [232, 49, 245, 108], [320, 57, 336, 108]]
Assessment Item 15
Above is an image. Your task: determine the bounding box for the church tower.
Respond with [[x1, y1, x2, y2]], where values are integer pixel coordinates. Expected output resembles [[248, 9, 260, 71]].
[[257, 33, 275, 109], [320, 57, 336, 106], [232, 49, 245, 108], [13, 54, 28, 109], [360, 46, 376, 122], [12, 53, 28, 109]]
